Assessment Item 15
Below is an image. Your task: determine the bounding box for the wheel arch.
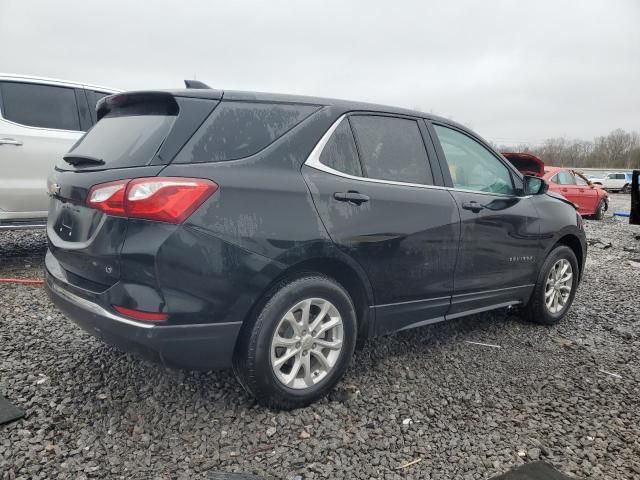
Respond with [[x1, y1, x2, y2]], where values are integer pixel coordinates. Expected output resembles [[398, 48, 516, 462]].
[[554, 233, 585, 281], [237, 255, 375, 351]]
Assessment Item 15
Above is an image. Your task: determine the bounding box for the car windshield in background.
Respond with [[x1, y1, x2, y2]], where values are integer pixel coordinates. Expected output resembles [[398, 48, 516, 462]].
[[61, 113, 175, 169]]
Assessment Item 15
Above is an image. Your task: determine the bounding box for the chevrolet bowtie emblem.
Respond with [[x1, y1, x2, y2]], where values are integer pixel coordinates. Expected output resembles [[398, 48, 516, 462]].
[[49, 183, 61, 196]]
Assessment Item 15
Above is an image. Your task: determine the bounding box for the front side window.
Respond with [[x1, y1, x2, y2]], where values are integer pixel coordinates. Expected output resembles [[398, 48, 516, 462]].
[[349, 115, 433, 184], [433, 124, 514, 195], [319, 120, 362, 177], [176, 101, 319, 163], [0, 81, 81, 131]]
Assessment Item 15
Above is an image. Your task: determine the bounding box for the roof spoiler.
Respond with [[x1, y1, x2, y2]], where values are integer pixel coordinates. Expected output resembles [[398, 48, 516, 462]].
[[184, 79, 212, 89], [96, 92, 179, 120]]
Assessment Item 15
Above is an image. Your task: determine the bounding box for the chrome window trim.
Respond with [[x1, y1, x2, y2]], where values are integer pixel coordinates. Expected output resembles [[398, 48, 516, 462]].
[[304, 115, 525, 199]]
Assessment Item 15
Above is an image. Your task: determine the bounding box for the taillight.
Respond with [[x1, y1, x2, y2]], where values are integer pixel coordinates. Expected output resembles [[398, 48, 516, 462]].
[[87, 180, 128, 216], [86, 177, 218, 224]]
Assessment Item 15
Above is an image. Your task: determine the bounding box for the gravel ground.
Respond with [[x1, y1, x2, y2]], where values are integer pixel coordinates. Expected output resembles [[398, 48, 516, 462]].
[[1, 194, 639, 480]]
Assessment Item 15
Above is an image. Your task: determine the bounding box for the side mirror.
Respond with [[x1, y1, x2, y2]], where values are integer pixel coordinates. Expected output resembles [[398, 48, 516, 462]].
[[524, 175, 548, 195]]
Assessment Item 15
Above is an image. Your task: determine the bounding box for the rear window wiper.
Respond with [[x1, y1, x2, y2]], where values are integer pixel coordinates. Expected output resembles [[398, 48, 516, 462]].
[[63, 154, 105, 166]]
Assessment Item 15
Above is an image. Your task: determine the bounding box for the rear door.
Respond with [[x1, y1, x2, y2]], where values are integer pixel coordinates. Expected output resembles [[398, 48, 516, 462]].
[[0, 81, 83, 219], [303, 113, 460, 335], [429, 122, 540, 316]]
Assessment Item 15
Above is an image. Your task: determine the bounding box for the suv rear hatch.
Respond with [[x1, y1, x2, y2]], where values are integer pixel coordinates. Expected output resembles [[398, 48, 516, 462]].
[[47, 91, 221, 291]]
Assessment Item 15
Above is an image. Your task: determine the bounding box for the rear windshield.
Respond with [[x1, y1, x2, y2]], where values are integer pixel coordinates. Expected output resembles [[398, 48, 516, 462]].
[[175, 101, 319, 163], [63, 109, 175, 169]]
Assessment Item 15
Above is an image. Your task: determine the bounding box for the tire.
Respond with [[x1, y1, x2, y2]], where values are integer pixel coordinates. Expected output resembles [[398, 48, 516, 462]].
[[622, 184, 631, 194], [522, 245, 579, 325], [593, 199, 605, 220], [233, 274, 357, 410]]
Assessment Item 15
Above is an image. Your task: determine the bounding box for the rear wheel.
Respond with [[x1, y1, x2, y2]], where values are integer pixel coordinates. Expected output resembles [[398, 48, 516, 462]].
[[593, 199, 605, 220], [233, 274, 357, 410], [522, 245, 579, 325]]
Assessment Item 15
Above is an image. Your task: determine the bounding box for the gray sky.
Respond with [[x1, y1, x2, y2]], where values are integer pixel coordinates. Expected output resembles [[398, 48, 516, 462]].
[[1, 0, 638, 145]]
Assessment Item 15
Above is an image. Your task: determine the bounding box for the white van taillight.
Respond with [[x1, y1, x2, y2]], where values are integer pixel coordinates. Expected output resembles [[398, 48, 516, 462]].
[[87, 177, 218, 224]]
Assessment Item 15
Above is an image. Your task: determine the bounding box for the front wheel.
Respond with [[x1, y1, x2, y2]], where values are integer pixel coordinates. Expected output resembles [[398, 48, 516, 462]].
[[522, 245, 579, 325], [593, 199, 605, 220], [233, 275, 357, 410], [622, 184, 631, 194]]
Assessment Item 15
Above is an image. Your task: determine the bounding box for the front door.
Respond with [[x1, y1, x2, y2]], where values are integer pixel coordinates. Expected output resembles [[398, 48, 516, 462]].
[[430, 122, 541, 317], [303, 114, 460, 334], [0, 81, 83, 220]]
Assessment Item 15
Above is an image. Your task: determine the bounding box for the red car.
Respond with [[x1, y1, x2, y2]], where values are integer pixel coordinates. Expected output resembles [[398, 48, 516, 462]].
[[502, 152, 609, 219]]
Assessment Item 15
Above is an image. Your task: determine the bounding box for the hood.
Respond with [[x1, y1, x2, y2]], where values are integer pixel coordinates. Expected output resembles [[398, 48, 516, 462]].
[[502, 152, 545, 177]]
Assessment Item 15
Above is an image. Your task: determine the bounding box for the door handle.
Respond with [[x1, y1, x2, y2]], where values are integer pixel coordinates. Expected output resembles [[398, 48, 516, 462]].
[[0, 138, 23, 146], [561, 188, 569, 192], [333, 191, 370, 205], [461, 201, 484, 213]]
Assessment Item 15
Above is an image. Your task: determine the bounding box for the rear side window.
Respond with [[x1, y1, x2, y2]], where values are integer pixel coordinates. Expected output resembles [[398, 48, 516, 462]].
[[349, 115, 433, 185], [176, 101, 318, 163], [319, 120, 362, 177], [65, 104, 175, 169], [0, 81, 80, 131]]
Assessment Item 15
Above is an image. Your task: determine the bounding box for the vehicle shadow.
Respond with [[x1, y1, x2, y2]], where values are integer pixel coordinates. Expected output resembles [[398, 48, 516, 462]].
[[74, 307, 536, 414]]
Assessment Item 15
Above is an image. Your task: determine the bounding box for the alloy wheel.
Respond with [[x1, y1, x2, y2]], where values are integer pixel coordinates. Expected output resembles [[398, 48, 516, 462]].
[[270, 298, 344, 389], [544, 259, 573, 314]]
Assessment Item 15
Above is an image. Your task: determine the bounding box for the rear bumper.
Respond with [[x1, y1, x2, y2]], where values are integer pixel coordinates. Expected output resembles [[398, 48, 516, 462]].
[[45, 272, 242, 370]]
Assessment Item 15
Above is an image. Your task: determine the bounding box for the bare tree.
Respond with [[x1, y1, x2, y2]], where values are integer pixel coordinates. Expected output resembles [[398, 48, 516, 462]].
[[499, 128, 640, 169]]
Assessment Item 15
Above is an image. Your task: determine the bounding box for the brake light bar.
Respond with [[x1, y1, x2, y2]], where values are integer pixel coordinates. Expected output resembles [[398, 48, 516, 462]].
[[87, 177, 218, 224]]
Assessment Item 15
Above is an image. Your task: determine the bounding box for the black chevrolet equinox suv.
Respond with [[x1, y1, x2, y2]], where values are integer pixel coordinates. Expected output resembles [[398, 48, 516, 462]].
[[46, 87, 587, 409]]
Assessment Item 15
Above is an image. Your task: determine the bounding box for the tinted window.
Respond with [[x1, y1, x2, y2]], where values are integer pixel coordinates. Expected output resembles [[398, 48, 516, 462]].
[[64, 107, 175, 169], [319, 120, 362, 176], [349, 115, 433, 184], [88, 91, 110, 109], [176, 101, 318, 163], [0, 81, 80, 130], [434, 124, 514, 195]]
